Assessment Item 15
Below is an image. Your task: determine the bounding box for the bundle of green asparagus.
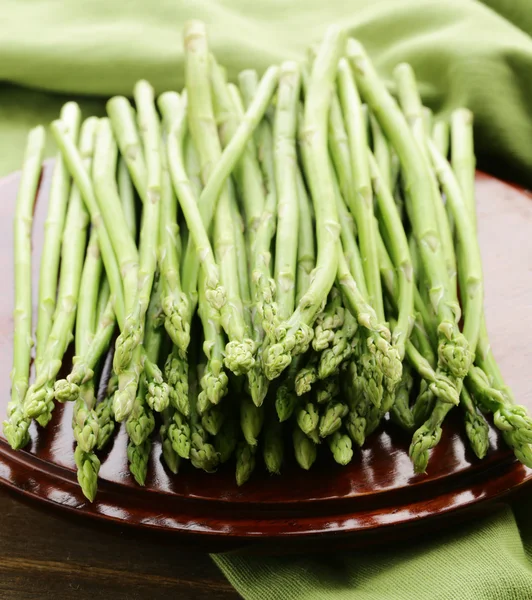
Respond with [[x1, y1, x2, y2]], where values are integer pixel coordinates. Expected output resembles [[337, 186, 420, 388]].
[[5, 21, 532, 502]]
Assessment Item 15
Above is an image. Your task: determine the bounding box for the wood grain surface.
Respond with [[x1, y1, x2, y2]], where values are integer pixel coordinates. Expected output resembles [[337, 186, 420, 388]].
[[0, 489, 237, 599]]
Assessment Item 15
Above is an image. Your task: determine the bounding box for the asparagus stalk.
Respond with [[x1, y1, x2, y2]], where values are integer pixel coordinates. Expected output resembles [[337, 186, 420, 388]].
[[235, 441, 256, 486], [91, 117, 140, 360], [72, 234, 103, 452], [127, 438, 151, 486], [433, 120, 450, 158], [422, 107, 433, 138], [348, 42, 471, 387], [312, 288, 345, 353], [274, 175, 316, 420], [296, 400, 320, 443], [159, 91, 224, 319], [316, 376, 340, 404], [127, 278, 166, 447], [117, 157, 138, 240], [95, 372, 118, 450], [54, 294, 115, 404], [184, 27, 254, 376], [240, 395, 264, 447], [160, 407, 181, 474], [50, 119, 125, 329], [293, 425, 317, 470], [263, 26, 346, 380], [390, 363, 415, 431], [227, 88, 272, 405], [155, 93, 191, 353], [273, 61, 301, 321], [319, 402, 349, 438], [24, 121, 92, 423], [72, 231, 107, 501], [211, 63, 266, 245], [295, 171, 315, 304], [113, 81, 163, 422], [409, 140, 484, 473], [368, 152, 414, 362], [196, 265, 229, 411], [328, 430, 354, 465], [394, 63, 457, 297], [36, 104, 81, 366], [3, 126, 46, 449], [450, 109, 532, 464], [369, 112, 392, 192], [188, 346, 219, 472], [213, 415, 238, 464], [263, 412, 284, 475], [181, 26, 278, 302], [337, 58, 384, 321]]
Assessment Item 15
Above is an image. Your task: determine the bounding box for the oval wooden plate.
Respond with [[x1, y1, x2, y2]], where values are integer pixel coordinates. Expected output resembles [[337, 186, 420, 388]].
[[0, 163, 531, 552]]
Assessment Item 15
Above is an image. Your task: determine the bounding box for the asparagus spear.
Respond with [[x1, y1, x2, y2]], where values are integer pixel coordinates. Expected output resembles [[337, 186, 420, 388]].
[[228, 88, 273, 406], [196, 265, 229, 411], [50, 119, 125, 328], [24, 121, 92, 423], [433, 120, 450, 158], [91, 117, 140, 373], [189, 359, 219, 472], [117, 157, 138, 241], [313, 288, 345, 352], [369, 113, 392, 192], [181, 27, 278, 308], [348, 42, 471, 390], [263, 26, 346, 380], [422, 107, 433, 138], [390, 363, 415, 431], [95, 372, 118, 451], [240, 395, 264, 447], [112, 81, 164, 422], [409, 140, 484, 472], [273, 61, 301, 322], [263, 411, 284, 475], [316, 376, 340, 405], [273, 181, 317, 419], [159, 91, 224, 319], [184, 22, 254, 377], [293, 425, 317, 470], [450, 109, 532, 465], [337, 58, 384, 321], [156, 93, 191, 353], [328, 430, 354, 465], [394, 63, 457, 298], [213, 414, 238, 464], [127, 438, 151, 486], [212, 65, 266, 246], [72, 229, 106, 501], [368, 152, 414, 363], [297, 400, 320, 443], [235, 441, 256, 486], [319, 402, 349, 438], [36, 104, 81, 367], [3, 126, 46, 449], [72, 234, 103, 453], [239, 68, 280, 345], [160, 407, 181, 474]]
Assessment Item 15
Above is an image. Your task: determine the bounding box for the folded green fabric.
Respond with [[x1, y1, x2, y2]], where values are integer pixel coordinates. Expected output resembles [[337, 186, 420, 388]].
[[2, 0, 532, 598], [215, 505, 532, 599]]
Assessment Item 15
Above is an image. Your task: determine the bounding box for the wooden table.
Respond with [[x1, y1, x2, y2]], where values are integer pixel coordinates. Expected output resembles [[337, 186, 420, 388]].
[[0, 490, 237, 599]]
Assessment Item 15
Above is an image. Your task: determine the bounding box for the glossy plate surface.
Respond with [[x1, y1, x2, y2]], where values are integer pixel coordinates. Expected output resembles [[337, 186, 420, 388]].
[[0, 163, 531, 549]]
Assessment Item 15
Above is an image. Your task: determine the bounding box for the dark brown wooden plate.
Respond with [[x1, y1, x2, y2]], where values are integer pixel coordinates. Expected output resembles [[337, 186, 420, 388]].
[[0, 162, 531, 551]]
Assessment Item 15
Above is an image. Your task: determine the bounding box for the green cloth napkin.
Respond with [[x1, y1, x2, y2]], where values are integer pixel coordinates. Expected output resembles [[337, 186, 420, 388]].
[[3, 0, 532, 598]]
